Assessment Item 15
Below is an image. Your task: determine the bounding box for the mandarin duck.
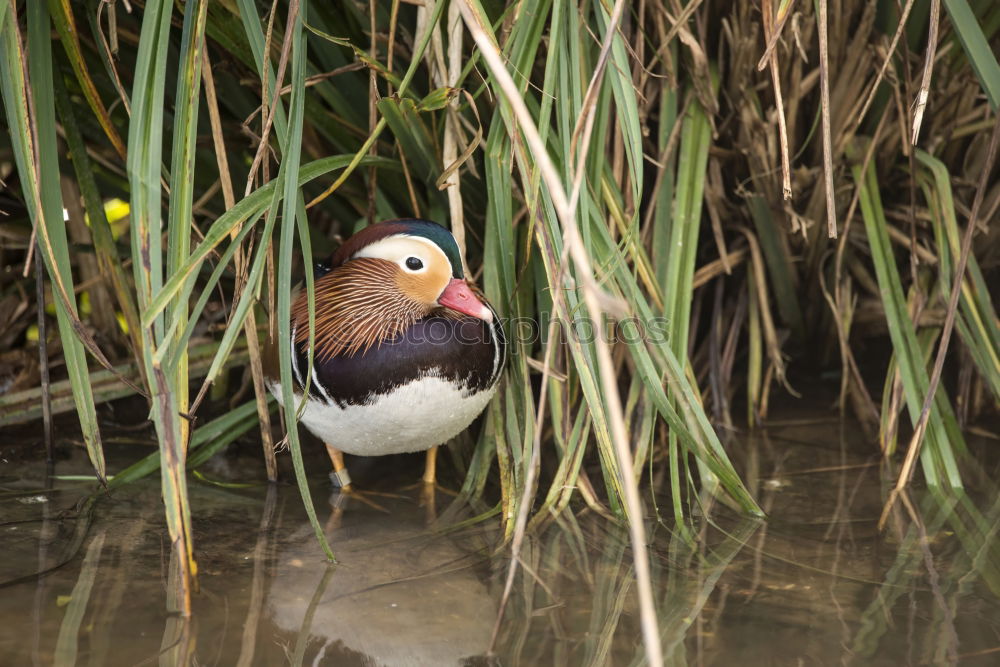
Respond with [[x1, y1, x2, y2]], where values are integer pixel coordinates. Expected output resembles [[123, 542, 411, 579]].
[[265, 219, 505, 491]]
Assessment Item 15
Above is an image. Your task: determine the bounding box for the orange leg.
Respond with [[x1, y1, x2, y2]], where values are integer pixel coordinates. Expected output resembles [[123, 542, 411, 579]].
[[324, 443, 401, 512], [422, 446, 438, 485], [325, 444, 352, 489]]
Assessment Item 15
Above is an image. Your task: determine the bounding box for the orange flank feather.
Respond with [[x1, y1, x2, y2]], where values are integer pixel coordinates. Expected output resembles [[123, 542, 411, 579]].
[[292, 258, 430, 360]]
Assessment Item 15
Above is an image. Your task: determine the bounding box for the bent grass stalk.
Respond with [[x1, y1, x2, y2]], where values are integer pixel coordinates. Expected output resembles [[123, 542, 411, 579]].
[[125, 0, 198, 612], [456, 0, 668, 661], [1, 1, 107, 482]]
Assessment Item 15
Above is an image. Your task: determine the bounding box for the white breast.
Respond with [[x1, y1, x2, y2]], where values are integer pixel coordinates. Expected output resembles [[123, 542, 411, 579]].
[[270, 375, 496, 456]]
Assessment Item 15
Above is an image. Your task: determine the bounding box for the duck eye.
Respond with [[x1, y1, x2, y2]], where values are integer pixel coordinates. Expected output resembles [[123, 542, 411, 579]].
[[405, 256, 424, 271]]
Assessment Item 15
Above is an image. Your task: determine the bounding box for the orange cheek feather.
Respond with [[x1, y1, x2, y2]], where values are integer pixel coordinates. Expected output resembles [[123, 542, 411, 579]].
[[397, 260, 451, 307]]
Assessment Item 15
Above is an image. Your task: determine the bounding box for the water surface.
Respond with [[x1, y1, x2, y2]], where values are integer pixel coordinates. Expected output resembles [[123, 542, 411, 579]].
[[2, 413, 998, 665]]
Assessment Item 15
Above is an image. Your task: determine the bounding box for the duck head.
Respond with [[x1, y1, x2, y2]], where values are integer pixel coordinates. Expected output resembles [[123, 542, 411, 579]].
[[295, 219, 494, 359], [329, 218, 492, 322]]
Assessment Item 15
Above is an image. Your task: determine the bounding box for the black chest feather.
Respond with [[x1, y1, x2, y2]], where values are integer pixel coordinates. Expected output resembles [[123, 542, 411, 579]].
[[295, 315, 504, 406]]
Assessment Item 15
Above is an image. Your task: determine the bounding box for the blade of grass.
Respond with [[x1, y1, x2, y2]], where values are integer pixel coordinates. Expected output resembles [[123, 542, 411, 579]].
[[51, 59, 145, 375], [264, 0, 336, 562], [847, 140, 964, 496], [916, 149, 1000, 400], [662, 78, 720, 525], [911, 0, 941, 144], [108, 399, 266, 489], [377, 95, 441, 183], [6, 1, 107, 481], [746, 195, 805, 340], [883, 113, 1000, 520], [126, 0, 196, 613], [456, 2, 663, 662], [0, 340, 249, 427], [141, 154, 397, 328], [0, 3, 139, 398], [165, 0, 209, 484], [943, 0, 1000, 109], [202, 46, 278, 480], [760, 0, 792, 199], [53, 531, 105, 667], [305, 0, 448, 208], [46, 0, 127, 158], [818, 0, 837, 236]]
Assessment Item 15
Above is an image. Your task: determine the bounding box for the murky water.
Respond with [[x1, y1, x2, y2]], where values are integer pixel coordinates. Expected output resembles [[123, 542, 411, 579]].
[[2, 414, 999, 665]]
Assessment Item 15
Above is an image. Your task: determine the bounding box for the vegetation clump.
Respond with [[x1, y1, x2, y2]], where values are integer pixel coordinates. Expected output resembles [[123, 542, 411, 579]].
[[0, 2, 997, 651]]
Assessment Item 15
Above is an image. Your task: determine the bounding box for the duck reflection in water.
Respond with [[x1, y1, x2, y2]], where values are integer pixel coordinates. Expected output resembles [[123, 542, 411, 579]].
[[265, 493, 495, 666]]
